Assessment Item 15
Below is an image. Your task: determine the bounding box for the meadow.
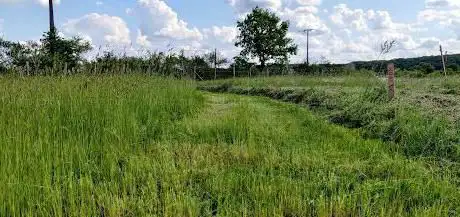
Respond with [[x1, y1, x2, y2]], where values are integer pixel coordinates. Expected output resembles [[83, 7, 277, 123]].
[[1, 74, 460, 216], [200, 73, 460, 162]]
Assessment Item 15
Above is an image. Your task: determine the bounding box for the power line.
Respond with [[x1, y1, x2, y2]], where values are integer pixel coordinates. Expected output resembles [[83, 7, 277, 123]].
[[300, 29, 315, 66]]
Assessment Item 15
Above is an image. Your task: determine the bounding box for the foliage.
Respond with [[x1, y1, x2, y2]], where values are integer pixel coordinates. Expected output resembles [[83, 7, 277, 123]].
[[231, 55, 255, 70], [353, 53, 460, 74], [417, 62, 435, 74], [235, 7, 297, 69], [204, 51, 228, 68], [40, 28, 91, 69], [0, 29, 91, 74], [0, 39, 41, 72]]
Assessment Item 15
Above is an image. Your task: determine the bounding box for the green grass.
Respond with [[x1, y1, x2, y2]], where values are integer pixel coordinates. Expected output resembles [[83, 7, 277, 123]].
[[199, 75, 460, 162], [1, 75, 460, 216]]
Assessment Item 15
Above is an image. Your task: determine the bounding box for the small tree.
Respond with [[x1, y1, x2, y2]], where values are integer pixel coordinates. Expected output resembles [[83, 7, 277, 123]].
[[41, 30, 91, 69], [235, 7, 297, 70], [232, 55, 255, 70], [204, 51, 228, 68]]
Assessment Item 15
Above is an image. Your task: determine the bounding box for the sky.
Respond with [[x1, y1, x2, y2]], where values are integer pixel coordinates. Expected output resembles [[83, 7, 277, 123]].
[[0, 0, 459, 63]]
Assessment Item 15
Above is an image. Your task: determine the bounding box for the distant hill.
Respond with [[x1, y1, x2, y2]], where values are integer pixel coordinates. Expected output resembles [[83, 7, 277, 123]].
[[350, 54, 460, 72]]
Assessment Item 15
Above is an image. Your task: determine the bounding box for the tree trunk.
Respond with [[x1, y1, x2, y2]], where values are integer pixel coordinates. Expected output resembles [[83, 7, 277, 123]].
[[260, 60, 266, 73]]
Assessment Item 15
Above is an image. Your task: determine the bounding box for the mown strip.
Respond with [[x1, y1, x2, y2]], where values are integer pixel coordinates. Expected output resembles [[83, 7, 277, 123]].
[[199, 82, 460, 163]]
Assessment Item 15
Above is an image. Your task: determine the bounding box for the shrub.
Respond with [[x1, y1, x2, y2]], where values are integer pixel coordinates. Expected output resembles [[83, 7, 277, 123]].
[[417, 62, 435, 74]]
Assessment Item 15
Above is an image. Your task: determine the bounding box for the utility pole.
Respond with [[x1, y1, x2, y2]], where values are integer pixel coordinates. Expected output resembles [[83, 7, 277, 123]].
[[301, 29, 315, 66], [214, 48, 217, 80], [440, 45, 446, 76], [49, 0, 55, 32], [48, 0, 56, 57]]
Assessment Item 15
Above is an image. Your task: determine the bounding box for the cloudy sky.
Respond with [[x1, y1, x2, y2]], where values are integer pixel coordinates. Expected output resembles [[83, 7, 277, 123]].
[[0, 0, 458, 63]]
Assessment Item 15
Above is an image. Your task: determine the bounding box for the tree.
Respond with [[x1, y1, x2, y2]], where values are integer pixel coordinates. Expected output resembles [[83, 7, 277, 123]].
[[204, 51, 228, 68], [235, 7, 297, 70], [191, 55, 208, 68], [447, 63, 459, 72], [417, 62, 435, 74], [0, 39, 42, 70], [0, 30, 91, 73], [232, 55, 255, 70], [41, 30, 91, 69]]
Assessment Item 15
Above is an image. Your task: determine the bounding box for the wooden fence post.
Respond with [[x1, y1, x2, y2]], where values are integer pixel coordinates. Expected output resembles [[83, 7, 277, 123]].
[[440, 45, 446, 76], [26, 61, 30, 76], [194, 66, 197, 80], [64, 62, 68, 75], [387, 63, 395, 100]]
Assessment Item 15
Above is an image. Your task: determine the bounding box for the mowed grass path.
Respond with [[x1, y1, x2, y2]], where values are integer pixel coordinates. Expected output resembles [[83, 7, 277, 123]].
[[0, 76, 459, 216]]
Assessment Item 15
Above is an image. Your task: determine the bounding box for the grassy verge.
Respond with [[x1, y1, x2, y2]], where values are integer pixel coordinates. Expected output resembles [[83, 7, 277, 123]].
[[199, 75, 460, 162]]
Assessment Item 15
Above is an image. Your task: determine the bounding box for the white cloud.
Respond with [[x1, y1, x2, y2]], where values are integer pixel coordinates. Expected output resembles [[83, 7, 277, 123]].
[[96, 1, 103, 6], [418, 8, 460, 27], [62, 13, 131, 45], [419, 37, 440, 49], [425, 0, 460, 8], [36, 0, 60, 6], [136, 29, 152, 48], [203, 26, 237, 44], [226, 0, 283, 14], [280, 7, 329, 33], [330, 4, 368, 31], [0, 0, 60, 6], [296, 0, 321, 6], [330, 4, 413, 32], [418, 0, 460, 38], [445, 19, 460, 38], [136, 0, 202, 41]]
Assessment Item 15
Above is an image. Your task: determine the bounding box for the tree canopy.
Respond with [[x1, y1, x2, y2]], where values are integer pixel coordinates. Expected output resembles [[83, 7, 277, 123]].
[[235, 7, 297, 70], [0, 29, 91, 73]]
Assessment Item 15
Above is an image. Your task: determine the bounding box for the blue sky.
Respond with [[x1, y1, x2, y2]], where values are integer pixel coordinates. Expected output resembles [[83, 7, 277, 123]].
[[0, 0, 459, 63]]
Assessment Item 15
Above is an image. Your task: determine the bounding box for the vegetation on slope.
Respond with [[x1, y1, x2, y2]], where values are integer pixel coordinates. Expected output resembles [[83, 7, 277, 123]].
[[352, 54, 460, 74]]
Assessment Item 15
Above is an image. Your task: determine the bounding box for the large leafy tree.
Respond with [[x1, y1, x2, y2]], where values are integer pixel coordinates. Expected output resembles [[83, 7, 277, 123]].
[[235, 7, 297, 70]]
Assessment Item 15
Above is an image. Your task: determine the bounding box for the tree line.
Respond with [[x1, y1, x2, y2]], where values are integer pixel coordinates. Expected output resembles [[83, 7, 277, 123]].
[[0, 5, 302, 77], [2, 2, 456, 78], [352, 54, 460, 75]]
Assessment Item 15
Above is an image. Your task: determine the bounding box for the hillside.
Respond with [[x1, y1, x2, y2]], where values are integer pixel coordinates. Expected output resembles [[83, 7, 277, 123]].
[[351, 54, 460, 72]]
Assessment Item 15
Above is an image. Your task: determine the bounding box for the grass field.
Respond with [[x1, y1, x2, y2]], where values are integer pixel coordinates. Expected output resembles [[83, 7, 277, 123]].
[[200, 74, 460, 162], [1, 75, 460, 216]]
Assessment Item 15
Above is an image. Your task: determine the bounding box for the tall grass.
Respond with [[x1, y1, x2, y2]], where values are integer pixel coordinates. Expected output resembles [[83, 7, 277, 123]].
[[1, 75, 459, 216], [0, 75, 204, 216]]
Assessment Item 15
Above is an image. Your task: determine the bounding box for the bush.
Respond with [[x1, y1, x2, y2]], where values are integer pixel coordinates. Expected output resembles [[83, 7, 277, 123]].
[[417, 62, 435, 74]]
